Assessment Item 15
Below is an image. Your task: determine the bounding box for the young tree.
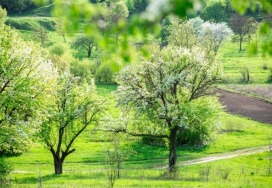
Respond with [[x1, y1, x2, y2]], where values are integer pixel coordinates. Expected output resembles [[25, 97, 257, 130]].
[[160, 16, 172, 47], [71, 35, 96, 58], [106, 1, 129, 48], [0, 5, 7, 24], [200, 2, 227, 22], [199, 22, 233, 55], [230, 14, 257, 51], [40, 74, 104, 174], [0, 25, 56, 155], [55, 19, 67, 43], [168, 19, 197, 49], [187, 17, 204, 36], [34, 24, 49, 47], [113, 46, 222, 172]]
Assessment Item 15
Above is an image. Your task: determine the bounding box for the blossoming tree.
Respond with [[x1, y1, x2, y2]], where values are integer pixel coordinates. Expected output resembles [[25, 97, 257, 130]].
[[114, 46, 222, 172]]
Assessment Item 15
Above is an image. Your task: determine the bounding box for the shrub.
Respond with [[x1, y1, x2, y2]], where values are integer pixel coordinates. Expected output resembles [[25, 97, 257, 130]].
[[263, 63, 268, 70], [199, 165, 212, 181], [49, 43, 66, 56], [142, 136, 165, 145], [95, 64, 114, 83], [0, 158, 12, 186], [268, 68, 272, 83], [239, 66, 250, 83], [177, 129, 207, 146]]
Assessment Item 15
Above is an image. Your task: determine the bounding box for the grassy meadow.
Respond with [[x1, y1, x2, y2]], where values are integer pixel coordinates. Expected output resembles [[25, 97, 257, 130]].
[[2, 2, 272, 187]]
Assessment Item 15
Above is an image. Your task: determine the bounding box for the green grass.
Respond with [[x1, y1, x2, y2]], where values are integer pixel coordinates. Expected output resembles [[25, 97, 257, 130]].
[[3, 4, 272, 187], [3, 85, 272, 187], [6, 17, 56, 31], [217, 41, 272, 83]]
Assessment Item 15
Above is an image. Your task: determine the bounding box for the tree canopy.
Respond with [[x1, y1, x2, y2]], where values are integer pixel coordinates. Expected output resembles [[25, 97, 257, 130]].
[[113, 45, 222, 172], [0, 24, 57, 154]]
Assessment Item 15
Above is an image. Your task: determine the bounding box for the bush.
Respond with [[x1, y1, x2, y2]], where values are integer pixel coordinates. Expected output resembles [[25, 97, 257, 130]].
[[95, 64, 114, 83], [142, 136, 165, 145], [0, 158, 12, 186], [263, 63, 268, 70], [268, 67, 272, 83], [49, 43, 66, 56], [239, 66, 250, 83]]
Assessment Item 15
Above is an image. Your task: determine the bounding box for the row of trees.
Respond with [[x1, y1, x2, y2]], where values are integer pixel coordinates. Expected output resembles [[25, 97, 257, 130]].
[[162, 17, 233, 55], [0, 24, 104, 175], [1, 20, 223, 175]]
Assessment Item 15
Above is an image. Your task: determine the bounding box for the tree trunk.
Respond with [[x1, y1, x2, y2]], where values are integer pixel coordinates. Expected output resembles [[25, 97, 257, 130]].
[[239, 37, 243, 51], [88, 50, 91, 58], [169, 128, 178, 173], [54, 156, 63, 174], [62, 33, 66, 43]]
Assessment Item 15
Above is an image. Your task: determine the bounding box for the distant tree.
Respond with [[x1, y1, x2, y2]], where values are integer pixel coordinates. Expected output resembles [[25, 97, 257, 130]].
[[230, 14, 257, 51], [187, 17, 204, 36], [71, 35, 96, 57], [113, 45, 222, 172], [126, 0, 135, 15], [55, 19, 67, 43], [107, 1, 129, 48], [0, 0, 32, 13], [160, 16, 172, 47], [40, 74, 104, 174], [108, 1, 129, 23], [70, 58, 94, 83], [0, 5, 7, 24], [200, 2, 227, 22], [199, 22, 233, 55], [133, 0, 149, 13], [168, 19, 197, 49], [34, 24, 49, 47], [0, 25, 56, 155]]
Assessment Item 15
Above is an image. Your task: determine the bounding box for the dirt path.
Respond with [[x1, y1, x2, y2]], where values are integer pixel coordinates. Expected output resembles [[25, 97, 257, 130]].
[[181, 146, 270, 166], [217, 89, 272, 125]]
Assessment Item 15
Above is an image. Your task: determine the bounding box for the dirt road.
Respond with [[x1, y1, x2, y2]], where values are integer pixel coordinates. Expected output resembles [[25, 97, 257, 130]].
[[218, 89, 272, 125]]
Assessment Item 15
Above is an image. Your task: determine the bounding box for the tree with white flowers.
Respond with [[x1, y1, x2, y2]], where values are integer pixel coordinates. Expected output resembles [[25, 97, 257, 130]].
[[113, 45, 222, 172], [40, 74, 105, 174], [199, 21, 233, 55], [0, 25, 57, 155]]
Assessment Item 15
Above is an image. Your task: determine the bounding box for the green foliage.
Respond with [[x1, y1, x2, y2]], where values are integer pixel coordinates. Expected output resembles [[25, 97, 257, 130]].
[[0, 5, 6, 24], [70, 58, 95, 83], [267, 67, 272, 83], [239, 66, 250, 83], [177, 97, 222, 146], [114, 45, 222, 170], [49, 43, 66, 56], [133, 0, 149, 13], [40, 73, 104, 174], [168, 19, 197, 49], [108, 1, 129, 23], [126, 0, 135, 15], [33, 24, 49, 47], [200, 2, 227, 22], [95, 63, 114, 83], [71, 35, 96, 58], [0, 158, 12, 184], [160, 16, 172, 47], [0, 0, 32, 13], [0, 24, 57, 154]]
